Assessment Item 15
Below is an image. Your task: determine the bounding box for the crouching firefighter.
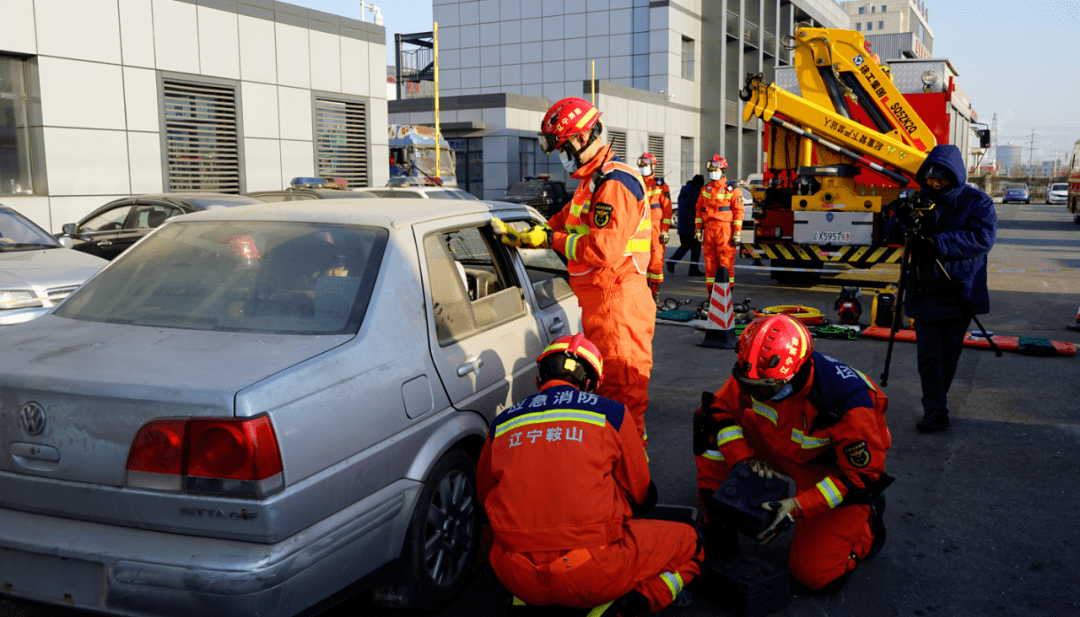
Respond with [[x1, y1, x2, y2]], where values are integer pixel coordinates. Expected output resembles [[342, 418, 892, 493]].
[[693, 315, 894, 592], [478, 334, 704, 616]]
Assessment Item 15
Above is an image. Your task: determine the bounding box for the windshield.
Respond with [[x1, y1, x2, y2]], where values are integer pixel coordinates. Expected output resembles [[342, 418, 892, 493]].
[[0, 207, 62, 250], [506, 182, 547, 196], [1051, 184, 1068, 191], [1005, 184, 1027, 190], [55, 221, 388, 335], [185, 196, 263, 209], [411, 147, 456, 178], [365, 190, 424, 199]]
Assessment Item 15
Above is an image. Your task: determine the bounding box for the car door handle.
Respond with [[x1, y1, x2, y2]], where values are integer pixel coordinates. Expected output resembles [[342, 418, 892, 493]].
[[457, 356, 482, 377], [97, 240, 113, 246], [548, 317, 565, 334]]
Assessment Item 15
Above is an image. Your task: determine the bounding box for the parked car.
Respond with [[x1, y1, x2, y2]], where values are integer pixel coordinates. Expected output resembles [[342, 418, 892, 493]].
[[246, 177, 380, 202], [0, 205, 107, 326], [1002, 183, 1030, 204], [1047, 182, 1069, 205], [500, 177, 570, 219], [0, 197, 582, 617], [352, 186, 479, 200], [58, 192, 264, 260]]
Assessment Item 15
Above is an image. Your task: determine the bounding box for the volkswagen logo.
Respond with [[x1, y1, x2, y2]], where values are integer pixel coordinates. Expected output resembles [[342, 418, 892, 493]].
[[19, 402, 46, 436]]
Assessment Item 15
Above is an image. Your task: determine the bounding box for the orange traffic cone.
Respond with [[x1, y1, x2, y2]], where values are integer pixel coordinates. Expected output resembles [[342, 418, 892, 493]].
[[1068, 302, 1080, 332], [698, 270, 737, 349]]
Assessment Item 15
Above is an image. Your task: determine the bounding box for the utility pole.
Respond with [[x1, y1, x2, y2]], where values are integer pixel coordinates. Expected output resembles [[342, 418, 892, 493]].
[[990, 113, 998, 171], [1028, 129, 1035, 173]]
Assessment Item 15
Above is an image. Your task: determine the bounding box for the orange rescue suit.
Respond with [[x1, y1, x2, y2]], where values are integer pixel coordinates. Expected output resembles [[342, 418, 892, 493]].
[[694, 351, 892, 590], [548, 146, 654, 446], [695, 180, 743, 295], [478, 382, 703, 612], [643, 175, 672, 293]]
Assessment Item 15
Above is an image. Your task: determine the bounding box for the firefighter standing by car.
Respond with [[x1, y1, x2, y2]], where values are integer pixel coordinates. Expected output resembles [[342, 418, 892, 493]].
[[638, 153, 672, 300], [695, 155, 743, 297], [478, 334, 703, 617], [491, 97, 655, 447], [693, 315, 893, 592]]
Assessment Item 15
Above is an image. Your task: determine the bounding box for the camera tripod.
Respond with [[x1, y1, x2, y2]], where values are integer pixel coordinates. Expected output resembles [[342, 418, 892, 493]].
[[879, 233, 1001, 387]]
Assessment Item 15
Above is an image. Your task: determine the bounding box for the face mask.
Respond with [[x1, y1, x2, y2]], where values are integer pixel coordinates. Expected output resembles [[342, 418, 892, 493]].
[[709, 171, 722, 181], [559, 149, 578, 173], [639, 165, 652, 177]]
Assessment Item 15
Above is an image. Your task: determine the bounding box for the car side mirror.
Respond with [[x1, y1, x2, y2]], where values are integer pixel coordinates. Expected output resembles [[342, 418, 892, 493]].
[[61, 223, 77, 236]]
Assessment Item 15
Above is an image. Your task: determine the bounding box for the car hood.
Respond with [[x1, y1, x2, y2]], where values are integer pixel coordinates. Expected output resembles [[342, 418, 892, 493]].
[[0, 315, 351, 486], [0, 247, 107, 290]]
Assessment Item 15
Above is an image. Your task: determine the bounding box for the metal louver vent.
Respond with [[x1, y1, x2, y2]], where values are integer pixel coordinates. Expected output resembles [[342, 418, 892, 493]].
[[647, 135, 664, 178], [162, 80, 240, 194], [316, 98, 369, 187], [608, 130, 627, 162]]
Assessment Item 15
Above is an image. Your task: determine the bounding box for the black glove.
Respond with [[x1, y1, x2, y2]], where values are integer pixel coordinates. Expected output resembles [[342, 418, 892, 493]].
[[908, 233, 938, 256]]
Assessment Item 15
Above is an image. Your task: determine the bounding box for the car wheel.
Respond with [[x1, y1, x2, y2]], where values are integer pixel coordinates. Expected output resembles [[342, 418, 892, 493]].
[[1074, 208, 1080, 226], [372, 447, 479, 610]]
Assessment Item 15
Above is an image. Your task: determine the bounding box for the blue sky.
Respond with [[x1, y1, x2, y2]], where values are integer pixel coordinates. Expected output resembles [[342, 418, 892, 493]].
[[288, 0, 1080, 164]]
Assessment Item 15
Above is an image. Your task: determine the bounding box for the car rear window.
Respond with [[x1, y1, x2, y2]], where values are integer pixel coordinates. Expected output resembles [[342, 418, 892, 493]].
[[506, 182, 546, 196], [55, 221, 387, 335], [365, 190, 424, 199], [1005, 184, 1027, 190]]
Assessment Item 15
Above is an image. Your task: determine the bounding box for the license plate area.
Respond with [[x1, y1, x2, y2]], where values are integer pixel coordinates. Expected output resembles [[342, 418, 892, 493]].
[[0, 547, 104, 608], [811, 231, 851, 243]]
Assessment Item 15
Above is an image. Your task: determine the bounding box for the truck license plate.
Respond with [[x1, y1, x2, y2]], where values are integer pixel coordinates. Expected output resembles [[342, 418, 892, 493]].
[[812, 231, 851, 243]]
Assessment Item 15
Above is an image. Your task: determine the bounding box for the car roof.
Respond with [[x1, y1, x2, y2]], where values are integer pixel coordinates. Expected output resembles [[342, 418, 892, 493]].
[[131, 193, 264, 205], [173, 198, 536, 229]]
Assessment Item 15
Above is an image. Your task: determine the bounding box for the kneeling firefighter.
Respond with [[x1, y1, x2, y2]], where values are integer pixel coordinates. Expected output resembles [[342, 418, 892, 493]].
[[693, 315, 894, 591], [478, 334, 703, 616]]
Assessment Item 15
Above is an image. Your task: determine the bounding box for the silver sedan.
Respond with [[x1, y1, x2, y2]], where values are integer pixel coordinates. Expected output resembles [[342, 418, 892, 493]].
[[0, 198, 581, 616]]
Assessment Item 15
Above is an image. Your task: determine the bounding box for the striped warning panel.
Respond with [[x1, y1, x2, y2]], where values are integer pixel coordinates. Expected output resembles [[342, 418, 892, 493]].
[[740, 243, 904, 267]]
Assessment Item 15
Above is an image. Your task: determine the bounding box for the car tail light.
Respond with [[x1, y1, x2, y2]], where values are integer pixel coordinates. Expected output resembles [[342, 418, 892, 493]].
[[126, 416, 284, 498]]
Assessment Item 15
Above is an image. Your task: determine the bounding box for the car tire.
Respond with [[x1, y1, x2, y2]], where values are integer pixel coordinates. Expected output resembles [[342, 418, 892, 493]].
[[372, 447, 479, 611], [1073, 208, 1080, 226]]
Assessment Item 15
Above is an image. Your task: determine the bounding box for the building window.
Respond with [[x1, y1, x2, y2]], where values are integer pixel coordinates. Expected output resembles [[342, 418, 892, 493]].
[[882, 5, 887, 12], [871, 5, 876, 12], [856, 22, 862, 31], [858, 6, 865, 14], [681, 37, 695, 81], [519, 137, 535, 180], [866, 22, 872, 30], [162, 78, 241, 193], [681, 136, 693, 182], [647, 135, 664, 177], [0, 55, 34, 195], [879, 20, 884, 29], [315, 96, 370, 188], [608, 130, 627, 162]]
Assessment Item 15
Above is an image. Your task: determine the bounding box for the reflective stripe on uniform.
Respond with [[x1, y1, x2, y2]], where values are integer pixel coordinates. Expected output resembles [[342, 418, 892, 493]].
[[816, 476, 843, 509], [662, 218, 672, 225], [566, 233, 584, 261], [716, 425, 744, 446], [702, 449, 725, 461], [494, 409, 607, 438], [647, 272, 663, 282], [660, 571, 685, 601], [752, 399, 778, 425], [791, 428, 831, 450]]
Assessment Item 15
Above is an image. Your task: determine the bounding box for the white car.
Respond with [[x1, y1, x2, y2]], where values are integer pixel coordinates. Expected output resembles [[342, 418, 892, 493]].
[[353, 186, 479, 200], [0, 198, 581, 616], [0, 205, 107, 326], [1047, 183, 1068, 205]]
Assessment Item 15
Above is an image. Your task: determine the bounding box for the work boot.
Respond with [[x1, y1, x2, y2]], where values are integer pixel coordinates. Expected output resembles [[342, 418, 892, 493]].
[[586, 590, 650, 617], [666, 261, 675, 274], [916, 409, 950, 432], [865, 494, 887, 560]]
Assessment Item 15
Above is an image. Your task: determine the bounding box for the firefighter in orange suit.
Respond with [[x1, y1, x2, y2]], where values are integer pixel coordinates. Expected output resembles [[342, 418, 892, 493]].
[[693, 315, 893, 592], [491, 97, 654, 447], [638, 153, 672, 299], [478, 334, 703, 617], [694, 155, 743, 297]]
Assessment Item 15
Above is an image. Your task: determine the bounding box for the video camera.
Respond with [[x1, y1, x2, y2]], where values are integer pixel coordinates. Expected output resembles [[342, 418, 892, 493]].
[[888, 189, 936, 238]]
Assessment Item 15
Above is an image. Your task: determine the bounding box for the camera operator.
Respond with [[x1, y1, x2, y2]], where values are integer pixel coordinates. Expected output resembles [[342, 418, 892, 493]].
[[885, 145, 997, 433]]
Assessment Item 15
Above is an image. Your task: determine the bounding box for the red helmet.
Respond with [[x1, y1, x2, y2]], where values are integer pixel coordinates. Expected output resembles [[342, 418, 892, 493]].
[[707, 155, 728, 172], [538, 97, 602, 155], [536, 333, 604, 392], [638, 153, 657, 167], [732, 315, 813, 399]]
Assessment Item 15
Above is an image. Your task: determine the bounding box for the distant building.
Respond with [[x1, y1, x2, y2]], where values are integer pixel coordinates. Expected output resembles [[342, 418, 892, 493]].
[[997, 143, 1023, 175], [839, 0, 933, 60]]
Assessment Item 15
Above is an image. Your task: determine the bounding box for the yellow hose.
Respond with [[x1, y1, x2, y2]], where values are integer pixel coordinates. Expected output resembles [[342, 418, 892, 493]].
[[755, 305, 826, 324]]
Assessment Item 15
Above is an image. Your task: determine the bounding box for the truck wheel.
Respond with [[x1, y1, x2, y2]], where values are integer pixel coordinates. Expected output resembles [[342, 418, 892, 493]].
[[371, 447, 479, 610]]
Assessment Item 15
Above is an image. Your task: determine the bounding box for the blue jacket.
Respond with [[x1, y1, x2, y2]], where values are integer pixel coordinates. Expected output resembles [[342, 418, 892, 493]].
[[885, 145, 997, 321], [677, 182, 701, 235]]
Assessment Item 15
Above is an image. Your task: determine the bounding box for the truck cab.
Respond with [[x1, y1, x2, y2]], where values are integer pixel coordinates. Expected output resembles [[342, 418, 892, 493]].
[[388, 124, 457, 187]]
